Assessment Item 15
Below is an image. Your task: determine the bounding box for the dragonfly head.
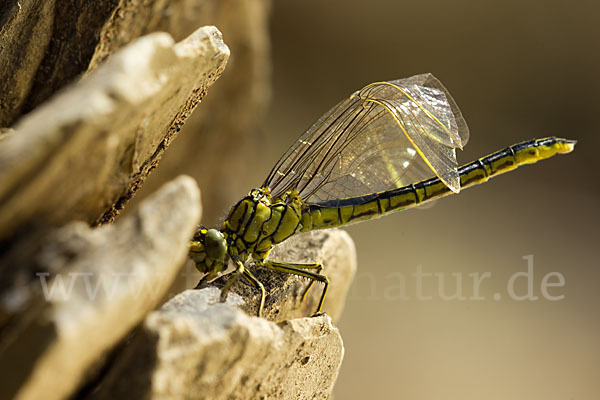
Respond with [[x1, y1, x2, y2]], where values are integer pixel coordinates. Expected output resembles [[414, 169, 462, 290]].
[[189, 227, 228, 274]]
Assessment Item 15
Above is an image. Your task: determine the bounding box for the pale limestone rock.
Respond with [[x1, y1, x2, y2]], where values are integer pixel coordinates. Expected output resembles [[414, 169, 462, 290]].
[[0, 3, 351, 399], [135, 0, 273, 227], [5, 175, 201, 400], [88, 290, 344, 400], [0, 26, 229, 241]]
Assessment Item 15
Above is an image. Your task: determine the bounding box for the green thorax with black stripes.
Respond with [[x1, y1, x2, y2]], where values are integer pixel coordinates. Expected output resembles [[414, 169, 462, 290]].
[[222, 187, 306, 262]]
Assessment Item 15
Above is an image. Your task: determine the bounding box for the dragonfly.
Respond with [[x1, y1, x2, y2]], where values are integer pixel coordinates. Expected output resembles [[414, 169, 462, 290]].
[[189, 73, 575, 318]]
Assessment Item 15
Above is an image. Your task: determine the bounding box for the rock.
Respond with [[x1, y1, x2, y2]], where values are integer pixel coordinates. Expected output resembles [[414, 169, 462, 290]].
[[0, 3, 352, 399], [87, 289, 345, 400], [0, 0, 232, 126], [0, 175, 201, 400], [0, 26, 229, 241], [0, 0, 81, 125], [84, 229, 355, 399], [134, 0, 273, 227]]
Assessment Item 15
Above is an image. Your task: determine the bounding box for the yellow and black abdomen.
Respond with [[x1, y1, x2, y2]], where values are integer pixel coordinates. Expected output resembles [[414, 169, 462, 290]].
[[301, 137, 575, 231]]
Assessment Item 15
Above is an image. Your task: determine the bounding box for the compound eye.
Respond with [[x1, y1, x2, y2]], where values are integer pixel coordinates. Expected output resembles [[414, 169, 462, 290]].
[[205, 229, 226, 260]]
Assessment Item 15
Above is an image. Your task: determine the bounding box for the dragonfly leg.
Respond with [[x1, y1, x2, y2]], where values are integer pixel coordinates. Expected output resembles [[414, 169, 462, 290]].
[[287, 263, 323, 308], [241, 268, 266, 318], [219, 261, 243, 303], [214, 261, 266, 317], [261, 260, 329, 316]]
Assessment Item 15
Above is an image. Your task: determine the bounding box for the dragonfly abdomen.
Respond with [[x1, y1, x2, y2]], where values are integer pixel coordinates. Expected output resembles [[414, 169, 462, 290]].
[[458, 136, 575, 187], [301, 137, 575, 230]]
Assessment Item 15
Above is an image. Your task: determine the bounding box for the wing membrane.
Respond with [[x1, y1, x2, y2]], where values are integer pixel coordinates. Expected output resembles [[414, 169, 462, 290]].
[[263, 73, 469, 203]]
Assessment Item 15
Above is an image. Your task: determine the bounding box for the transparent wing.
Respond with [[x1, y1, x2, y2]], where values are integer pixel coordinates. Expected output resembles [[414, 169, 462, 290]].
[[263, 73, 469, 203]]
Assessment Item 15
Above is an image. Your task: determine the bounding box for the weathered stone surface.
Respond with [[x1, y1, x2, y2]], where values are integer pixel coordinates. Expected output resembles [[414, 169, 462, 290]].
[[0, 0, 71, 125], [84, 229, 354, 399], [88, 0, 210, 69], [0, 0, 269, 130], [0, 0, 216, 126], [88, 291, 344, 400], [0, 26, 229, 241], [133, 0, 272, 227], [0, 0, 124, 125], [0, 175, 201, 400], [0, 3, 351, 399]]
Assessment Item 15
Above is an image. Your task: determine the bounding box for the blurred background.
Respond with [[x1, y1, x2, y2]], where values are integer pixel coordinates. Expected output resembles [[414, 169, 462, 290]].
[[147, 0, 599, 398]]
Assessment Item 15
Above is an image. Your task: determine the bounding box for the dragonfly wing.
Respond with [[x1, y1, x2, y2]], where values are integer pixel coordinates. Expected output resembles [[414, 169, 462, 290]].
[[263, 73, 469, 203], [263, 95, 368, 199], [358, 74, 469, 193], [390, 73, 469, 147], [303, 106, 436, 203]]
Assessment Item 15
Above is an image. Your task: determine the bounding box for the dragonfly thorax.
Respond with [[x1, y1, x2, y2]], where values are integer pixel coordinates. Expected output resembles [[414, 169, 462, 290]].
[[221, 187, 306, 262]]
